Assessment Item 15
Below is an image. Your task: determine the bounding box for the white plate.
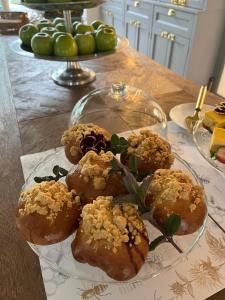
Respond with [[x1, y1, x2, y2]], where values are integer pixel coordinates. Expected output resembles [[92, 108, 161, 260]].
[[169, 103, 214, 130]]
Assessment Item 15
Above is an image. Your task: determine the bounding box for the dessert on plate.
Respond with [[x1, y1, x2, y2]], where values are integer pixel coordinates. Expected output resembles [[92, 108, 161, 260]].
[[121, 130, 174, 174], [210, 127, 225, 164], [16, 181, 81, 245], [66, 150, 128, 205], [71, 196, 149, 281], [202, 102, 225, 132], [61, 123, 111, 164], [146, 169, 207, 235]]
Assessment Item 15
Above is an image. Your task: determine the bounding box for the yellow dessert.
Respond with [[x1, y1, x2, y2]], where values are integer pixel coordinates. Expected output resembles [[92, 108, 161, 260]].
[[203, 110, 225, 132], [210, 127, 225, 155]]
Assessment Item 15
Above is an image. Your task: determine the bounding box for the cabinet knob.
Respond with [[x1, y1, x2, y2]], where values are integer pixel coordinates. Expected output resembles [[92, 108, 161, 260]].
[[168, 33, 176, 41], [106, 10, 113, 17], [171, 0, 187, 6], [130, 20, 135, 26], [179, 0, 187, 6], [168, 9, 176, 16], [135, 21, 141, 27], [160, 31, 169, 39], [134, 1, 140, 7]]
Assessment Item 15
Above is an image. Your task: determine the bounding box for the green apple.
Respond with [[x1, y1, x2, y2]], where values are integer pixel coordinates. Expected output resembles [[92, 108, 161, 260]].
[[98, 24, 116, 33], [91, 19, 104, 30], [53, 17, 64, 26], [76, 23, 94, 34], [72, 21, 81, 33], [95, 28, 117, 52], [55, 23, 67, 33], [52, 31, 71, 42], [75, 33, 95, 55], [19, 23, 38, 47], [91, 29, 98, 38], [37, 19, 54, 31], [24, 0, 44, 3], [31, 32, 53, 56], [48, 0, 70, 2], [54, 35, 78, 58], [41, 26, 58, 36]]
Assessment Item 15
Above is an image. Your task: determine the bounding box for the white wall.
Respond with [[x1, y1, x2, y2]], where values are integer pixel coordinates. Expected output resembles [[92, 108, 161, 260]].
[[217, 64, 225, 98], [84, 7, 100, 24]]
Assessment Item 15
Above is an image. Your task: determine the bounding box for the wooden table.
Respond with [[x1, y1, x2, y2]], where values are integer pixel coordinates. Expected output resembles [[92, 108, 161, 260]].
[[0, 35, 224, 300]]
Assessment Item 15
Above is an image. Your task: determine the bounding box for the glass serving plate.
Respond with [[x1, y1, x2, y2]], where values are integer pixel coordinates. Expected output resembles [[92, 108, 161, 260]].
[[193, 120, 225, 176], [20, 0, 106, 11], [21, 146, 207, 283]]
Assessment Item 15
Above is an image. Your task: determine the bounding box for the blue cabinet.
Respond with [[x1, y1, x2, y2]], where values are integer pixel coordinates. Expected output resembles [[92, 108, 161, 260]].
[[99, 1, 124, 36], [158, 0, 206, 10], [125, 17, 150, 55], [99, 0, 225, 84], [150, 28, 170, 65]]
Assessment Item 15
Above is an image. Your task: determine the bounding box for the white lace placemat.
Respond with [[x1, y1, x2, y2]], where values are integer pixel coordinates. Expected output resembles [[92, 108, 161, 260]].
[[20, 122, 225, 300]]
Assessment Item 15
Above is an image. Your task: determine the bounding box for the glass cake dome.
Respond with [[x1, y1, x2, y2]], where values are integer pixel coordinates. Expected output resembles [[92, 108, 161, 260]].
[[70, 83, 167, 137]]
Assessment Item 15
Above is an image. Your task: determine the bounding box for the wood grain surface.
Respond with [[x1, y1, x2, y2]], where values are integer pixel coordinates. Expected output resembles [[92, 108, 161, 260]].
[[0, 35, 224, 300]]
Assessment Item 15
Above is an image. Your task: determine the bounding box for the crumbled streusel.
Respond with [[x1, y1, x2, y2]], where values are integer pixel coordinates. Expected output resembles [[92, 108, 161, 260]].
[[149, 169, 204, 212], [127, 130, 174, 165], [81, 196, 147, 253], [19, 181, 78, 221], [79, 151, 114, 190], [61, 123, 110, 146]]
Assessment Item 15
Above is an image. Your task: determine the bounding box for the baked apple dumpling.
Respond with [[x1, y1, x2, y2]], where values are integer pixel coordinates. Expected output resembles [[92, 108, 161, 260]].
[[71, 196, 149, 281], [146, 169, 207, 235], [66, 150, 128, 205], [61, 123, 111, 164], [16, 181, 81, 245], [121, 130, 174, 174]]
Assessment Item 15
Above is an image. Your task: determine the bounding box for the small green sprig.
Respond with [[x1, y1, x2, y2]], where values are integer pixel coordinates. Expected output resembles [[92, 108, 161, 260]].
[[34, 165, 68, 183], [149, 214, 181, 252], [110, 134, 129, 155], [128, 156, 152, 181], [110, 158, 182, 252], [110, 158, 152, 214]]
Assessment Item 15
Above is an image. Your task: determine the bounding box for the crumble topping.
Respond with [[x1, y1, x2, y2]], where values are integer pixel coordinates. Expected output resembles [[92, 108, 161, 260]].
[[19, 181, 79, 221], [79, 151, 114, 190], [149, 169, 204, 212], [127, 130, 174, 164], [61, 123, 110, 146], [81, 196, 147, 253]]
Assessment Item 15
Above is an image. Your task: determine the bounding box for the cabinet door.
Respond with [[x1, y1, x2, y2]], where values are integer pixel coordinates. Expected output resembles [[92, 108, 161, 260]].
[[166, 34, 189, 75], [159, 0, 206, 9], [100, 6, 124, 36], [150, 28, 169, 66], [125, 17, 150, 55]]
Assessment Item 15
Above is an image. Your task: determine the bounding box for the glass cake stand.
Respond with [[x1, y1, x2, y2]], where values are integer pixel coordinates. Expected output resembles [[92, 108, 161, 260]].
[[11, 1, 129, 86], [21, 147, 207, 283], [193, 120, 225, 176]]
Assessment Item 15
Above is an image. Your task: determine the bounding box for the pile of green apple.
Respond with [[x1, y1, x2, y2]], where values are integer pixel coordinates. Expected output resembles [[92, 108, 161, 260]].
[[19, 18, 117, 58]]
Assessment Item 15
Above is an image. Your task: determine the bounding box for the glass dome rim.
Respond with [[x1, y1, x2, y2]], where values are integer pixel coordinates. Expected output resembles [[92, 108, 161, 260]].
[[73, 84, 167, 113]]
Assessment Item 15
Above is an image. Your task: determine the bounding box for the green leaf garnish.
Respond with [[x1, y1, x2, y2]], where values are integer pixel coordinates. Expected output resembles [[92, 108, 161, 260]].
[[110, 134, 129, 155], [136, 170, 152, 182], [34, 165, 68, 183], [149, 235, 165, 251], [110, 158, 150, 214], [53, 165, 60, 176], [164, 214, 181, 236], [128, 156, 138, 174]]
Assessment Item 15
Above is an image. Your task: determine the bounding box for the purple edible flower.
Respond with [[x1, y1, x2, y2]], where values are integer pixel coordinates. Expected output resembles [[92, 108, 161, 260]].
[[80, 131, 111, 155]]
